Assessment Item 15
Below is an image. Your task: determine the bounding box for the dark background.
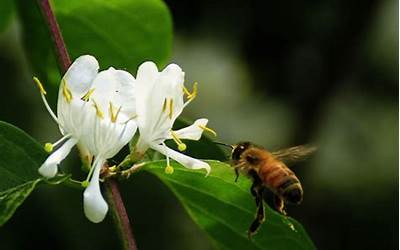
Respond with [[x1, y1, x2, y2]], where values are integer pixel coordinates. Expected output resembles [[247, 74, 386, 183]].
[[0, 0, 398, 249]]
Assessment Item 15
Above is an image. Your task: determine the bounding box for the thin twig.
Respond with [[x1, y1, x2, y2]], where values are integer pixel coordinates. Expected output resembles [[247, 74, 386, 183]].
[[36, 1, 137, 249]]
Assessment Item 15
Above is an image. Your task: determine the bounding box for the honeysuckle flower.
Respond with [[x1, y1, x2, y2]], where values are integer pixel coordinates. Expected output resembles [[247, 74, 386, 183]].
[[34, 55, 137, 223], [134, 61, 216, 175]]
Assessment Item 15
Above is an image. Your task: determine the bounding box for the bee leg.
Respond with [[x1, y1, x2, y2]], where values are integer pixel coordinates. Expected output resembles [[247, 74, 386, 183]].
[[248, 188, 265, 239], [234, 167, 240, 182], [273, 195, 287, 215], [249, 170, 263, 205]]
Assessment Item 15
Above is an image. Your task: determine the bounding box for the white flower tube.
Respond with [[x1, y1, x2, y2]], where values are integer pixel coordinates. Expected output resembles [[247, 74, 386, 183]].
[[134, 61, 215, 175], [35, 55, 137, 223]]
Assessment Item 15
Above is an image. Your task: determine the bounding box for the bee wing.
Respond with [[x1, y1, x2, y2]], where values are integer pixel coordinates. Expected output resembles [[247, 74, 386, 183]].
[[271, 145, 317, 164]]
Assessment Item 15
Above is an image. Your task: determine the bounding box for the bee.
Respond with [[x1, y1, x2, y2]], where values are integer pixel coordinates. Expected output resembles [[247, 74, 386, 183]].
[[228, 142, 316, 238]]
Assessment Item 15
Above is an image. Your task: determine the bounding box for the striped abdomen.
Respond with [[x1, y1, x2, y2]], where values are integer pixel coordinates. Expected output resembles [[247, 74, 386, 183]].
[[258, 159, 303, 204]]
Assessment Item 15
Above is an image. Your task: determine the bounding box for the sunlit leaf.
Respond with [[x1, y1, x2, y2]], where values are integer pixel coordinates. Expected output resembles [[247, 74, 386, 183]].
[[143, 160, 316, 250]]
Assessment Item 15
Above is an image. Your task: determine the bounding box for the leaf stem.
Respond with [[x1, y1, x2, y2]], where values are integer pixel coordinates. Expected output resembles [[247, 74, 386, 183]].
[[36, 1, 138, 249]]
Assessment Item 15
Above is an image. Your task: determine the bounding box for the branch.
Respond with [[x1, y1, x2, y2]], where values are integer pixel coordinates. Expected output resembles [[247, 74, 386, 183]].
[[36, 0, 70, 73], [36, 1, 137, 249], [105, 180, 138, 250]]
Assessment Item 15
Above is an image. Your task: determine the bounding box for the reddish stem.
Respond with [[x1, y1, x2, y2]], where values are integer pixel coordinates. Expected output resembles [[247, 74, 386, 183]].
[[105, 180, 138, 250], [36, 1, 138, 249], [36, 0, 71, 73]]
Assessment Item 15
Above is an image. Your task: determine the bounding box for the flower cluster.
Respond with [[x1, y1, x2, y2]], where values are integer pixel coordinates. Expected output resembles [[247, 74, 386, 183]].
[[35, 55, 214, 223]]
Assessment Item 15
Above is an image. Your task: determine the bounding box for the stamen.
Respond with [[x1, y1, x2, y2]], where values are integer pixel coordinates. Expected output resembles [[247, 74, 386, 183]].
[[62, 79, 73, 103], [187, 82, 198, 100], [92, 99, 104, 119], [44, 143, 53, 153], [165, 165, 174, 174], [43, 134, 73, 153], [109, 102, 122, 123], [183, 82, 198, 100], [162, 98, 167, 112], [163, 143, 174, 174], [182, 85, 191, 96], [168, 98, 174, 119], [33, 77, 59, 123], [33, 76, 47, 95], [198, 124, 217, 137], [81, 88, 95, 102], [170, 131, 187, 151]]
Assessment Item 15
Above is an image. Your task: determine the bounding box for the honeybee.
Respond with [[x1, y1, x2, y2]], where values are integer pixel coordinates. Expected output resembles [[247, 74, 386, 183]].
[[229, 142, 316, 238]]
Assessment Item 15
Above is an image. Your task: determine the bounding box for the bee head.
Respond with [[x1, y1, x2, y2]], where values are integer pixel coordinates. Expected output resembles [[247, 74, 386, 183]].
[[231, 142, 251, 162]]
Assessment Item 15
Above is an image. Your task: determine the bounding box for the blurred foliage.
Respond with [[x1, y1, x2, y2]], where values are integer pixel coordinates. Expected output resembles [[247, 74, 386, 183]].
[[0, 0, 14, 33]]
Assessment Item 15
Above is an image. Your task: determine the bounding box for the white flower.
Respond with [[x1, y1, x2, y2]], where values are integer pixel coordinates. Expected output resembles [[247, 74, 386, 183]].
[[134, 61, 215, 175], [35, 55, 137, 223]]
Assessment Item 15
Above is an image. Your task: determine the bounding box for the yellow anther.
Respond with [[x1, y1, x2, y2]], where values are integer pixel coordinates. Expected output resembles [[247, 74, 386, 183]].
[[62, 79, 73, 103], [171, 131, 186, 151], [109, 102, 121, 123], [178, 143, 187, 152], [44, 143, 53, 153], [182, 85, 191, 96], [33, 77, 47, 95], [187, 82, 198, 100], [92, 100, 104, 119], [165, 165, 174, 174], [81, 180, 89, 188], [81, 88, 95, 102], [198, 124, 217, 137], [162, 98, 167, 112], [168, 98, 174, 119]]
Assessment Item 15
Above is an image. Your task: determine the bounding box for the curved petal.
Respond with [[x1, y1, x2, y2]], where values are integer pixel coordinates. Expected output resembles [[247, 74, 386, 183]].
[[38, 138, 78, 178], [135, 61, 163, 137], [152, 144, 211, 175], [90, 67, 136, 121], [136, 62, 186, 145], [169, 118, 208, 140], [63, 55, 99, 96], [83, 158, 108, 223]]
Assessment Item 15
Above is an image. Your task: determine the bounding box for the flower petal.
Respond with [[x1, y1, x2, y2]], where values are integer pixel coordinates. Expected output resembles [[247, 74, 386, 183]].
[[62, 55, 99, 96], [152, 144, 211, 175], [136, 62, 186, 145], [170, 118, 208, 140], [90, 67, 136, 120], [83, 158, 108, 223], [38, 138, 78, 178]]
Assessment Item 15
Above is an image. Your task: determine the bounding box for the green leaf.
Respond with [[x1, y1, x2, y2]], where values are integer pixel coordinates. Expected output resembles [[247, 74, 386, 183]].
[[55, 0, 173, 70], [0, 180, 41, 226], [143, 160, 316, 250], [0, 121, 46, 225], [17, 0, 173, 90], [0, 0, 14, 32]]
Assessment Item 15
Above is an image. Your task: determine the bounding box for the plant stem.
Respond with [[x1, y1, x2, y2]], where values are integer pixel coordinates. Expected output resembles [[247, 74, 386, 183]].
[[36, 0, 70, 73], [105, 180, 138, 250], [36, 1, 138, 249]]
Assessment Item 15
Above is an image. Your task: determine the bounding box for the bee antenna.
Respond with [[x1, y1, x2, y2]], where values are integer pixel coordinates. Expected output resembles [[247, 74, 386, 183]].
[[214, 141, 234, 149]]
